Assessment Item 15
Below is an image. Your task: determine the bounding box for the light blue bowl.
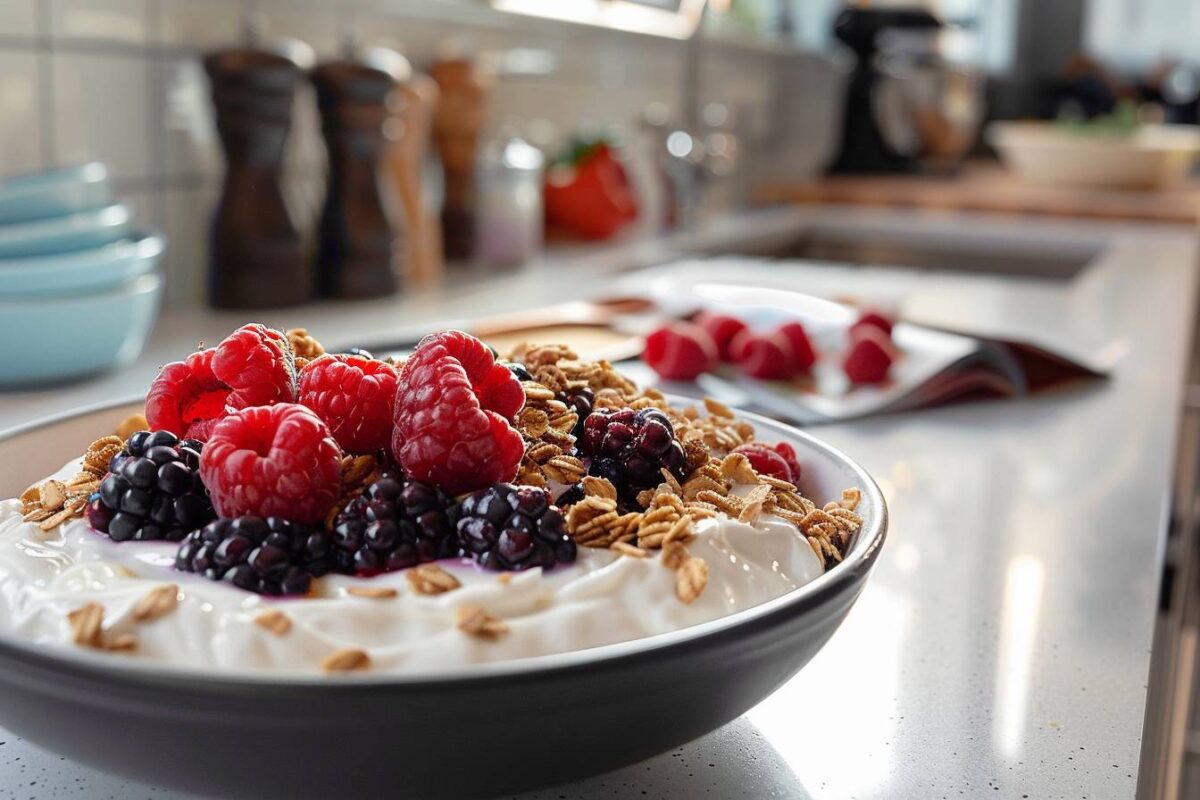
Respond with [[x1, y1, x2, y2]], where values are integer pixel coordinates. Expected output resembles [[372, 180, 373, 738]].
[[0, 273, 162, 385], [0, 204, 133, 259], [0, 234, 163, 297], [0, 163, 113, 225]]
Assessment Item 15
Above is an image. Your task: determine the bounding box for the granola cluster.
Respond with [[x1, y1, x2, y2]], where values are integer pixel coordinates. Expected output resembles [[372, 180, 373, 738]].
[[506, 345, 865, 595]]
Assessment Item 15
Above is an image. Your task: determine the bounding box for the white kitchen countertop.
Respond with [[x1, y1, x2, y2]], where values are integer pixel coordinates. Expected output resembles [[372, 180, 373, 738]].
[[0, 206, 1196, 799]]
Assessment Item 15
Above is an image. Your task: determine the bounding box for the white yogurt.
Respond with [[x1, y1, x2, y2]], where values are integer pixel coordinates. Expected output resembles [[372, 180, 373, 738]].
[[0, 460, 823, 675]]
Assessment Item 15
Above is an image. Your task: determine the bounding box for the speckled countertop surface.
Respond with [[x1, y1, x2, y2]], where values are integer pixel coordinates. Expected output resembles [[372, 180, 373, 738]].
[[0, 206, 1196, 800]]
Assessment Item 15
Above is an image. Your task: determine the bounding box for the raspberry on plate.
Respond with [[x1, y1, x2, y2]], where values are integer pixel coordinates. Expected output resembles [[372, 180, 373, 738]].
[[844, 327, 895, 384], [643, 322, 716, 381], [729, 330, 796, 381], [694, 312, 748, 362], [850, 309, 894, 339], [200, 403, 342, 524], [298, 354, 399, 454], [146, 324, 297, 441], [777, 321, 817, 373], [391, 330, 525, 496]]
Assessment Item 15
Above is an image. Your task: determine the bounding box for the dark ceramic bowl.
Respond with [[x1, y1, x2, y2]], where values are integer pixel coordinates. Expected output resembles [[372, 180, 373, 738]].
[[0, 398, 887, 799]]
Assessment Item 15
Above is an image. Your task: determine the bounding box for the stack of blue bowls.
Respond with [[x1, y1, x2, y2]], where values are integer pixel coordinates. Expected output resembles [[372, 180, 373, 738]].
[[0, 163, 164, 385]]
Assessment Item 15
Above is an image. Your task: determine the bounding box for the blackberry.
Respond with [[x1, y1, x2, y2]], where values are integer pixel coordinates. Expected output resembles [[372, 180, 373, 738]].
[[175, 516, 332, 595], [90, 430, 214, 542], [455, 483, 576, 571], [577, 407, 686, 499], [554, 482, 586, 508], [331, 474, 457, 576], [556, 386, 594, 438], [503, 361, 533, 382]]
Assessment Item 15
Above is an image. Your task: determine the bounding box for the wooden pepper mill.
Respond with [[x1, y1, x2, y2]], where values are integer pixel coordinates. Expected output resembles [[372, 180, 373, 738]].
[[386, 72, 442, 288], [311, 47, 410, 299], [204, 38, 315, 308], [430, 56, 489, 262]]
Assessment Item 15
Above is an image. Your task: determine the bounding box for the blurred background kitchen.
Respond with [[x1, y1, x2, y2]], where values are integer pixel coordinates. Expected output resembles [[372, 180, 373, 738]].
[[0, 0, 1195, 318], [3, 0, 1200, 798]]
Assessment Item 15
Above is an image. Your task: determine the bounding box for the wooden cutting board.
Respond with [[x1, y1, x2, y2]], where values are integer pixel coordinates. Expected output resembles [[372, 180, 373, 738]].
[[758, 161, 1200, 225]]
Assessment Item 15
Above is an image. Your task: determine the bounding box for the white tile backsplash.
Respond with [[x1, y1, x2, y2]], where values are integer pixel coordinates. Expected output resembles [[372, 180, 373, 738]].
[[255, 0, 343, 59], [161, 56, 222, 180], [0, 49, 42, 174], [163, 185, 216, 306], [50, 0, 150, 44], [52, 51, 156, 179], [156, 0, 243, 49], [0, 0, 38, 37]]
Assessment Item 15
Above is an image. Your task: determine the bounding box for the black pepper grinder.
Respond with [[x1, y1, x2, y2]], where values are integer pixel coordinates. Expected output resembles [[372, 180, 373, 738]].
[[204, 36, 315, 308], [311, 46, 410, 299]]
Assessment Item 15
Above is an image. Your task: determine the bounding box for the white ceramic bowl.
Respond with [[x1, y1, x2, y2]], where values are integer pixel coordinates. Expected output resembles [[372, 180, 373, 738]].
[[987, 120, 1200, 189], [0, 398, 886, 799], [0, 273, 162, 385]]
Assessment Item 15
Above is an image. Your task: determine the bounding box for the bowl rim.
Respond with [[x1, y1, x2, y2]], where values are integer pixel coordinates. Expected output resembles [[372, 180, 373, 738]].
[[986, 119, 1200, 152], [0, 396, 887, 690], [0, 203, 130, 239], [0, 162, 108, 195], [0, 272, 162, 307], [0, 232, 163, 272]]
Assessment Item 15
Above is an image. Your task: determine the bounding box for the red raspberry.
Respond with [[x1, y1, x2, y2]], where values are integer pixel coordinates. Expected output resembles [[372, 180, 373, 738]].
[[298, 354, 398, 453], [391, 330, 525, 496], [771, 441, 802, 484], [145, 349, 224, 442], [644, 322, 716, 381], [732, 443, 793, 483], [776, 321, 817, 373], [694, 311, 747, 362], [146, 324, 296, 441], [844, 327, 894, 384], [200, 403, 342, 524], [850, 310, 894, 339], [730, 330, 795, 380]]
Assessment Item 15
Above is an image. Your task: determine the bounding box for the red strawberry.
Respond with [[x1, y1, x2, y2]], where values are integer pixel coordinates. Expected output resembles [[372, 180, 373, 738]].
[[644, 322, 717, 381], [730, 330, 795, 380], [694, 311, 748, 362], [844, 327, 894, 384], [776, 321, 817, 373]]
